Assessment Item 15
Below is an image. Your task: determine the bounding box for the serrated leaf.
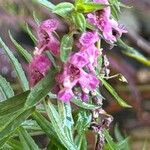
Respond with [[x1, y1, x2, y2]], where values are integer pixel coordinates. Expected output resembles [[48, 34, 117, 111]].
[[45, 100, 77, 150], [9, 31, 32, 63], [0, 75, 14, 101], [99, 76, 132, 108], [76, 2, 107, 13], [75, 111, 91, 133], [58, 101, 74, 142], [0, 37, 29, 91], [53, 2, 74, 17], [18, 127, 40, 150], [72, 12, 86, 32], [72, 98, 100, 110], [32, 111, 66, 150], [24, 69, 56, 108], [60, 34, 73, 62], [0, 107, 35, 148], [0, 91, 30, 116]]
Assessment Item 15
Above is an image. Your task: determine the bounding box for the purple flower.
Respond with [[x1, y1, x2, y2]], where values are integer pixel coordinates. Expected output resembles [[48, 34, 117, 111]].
[[29, 55, 51, 86], [58, 88, 74, 102], [56, 60, 99, 102], [87, 0, 127, 43], [56, 31, 101, 102], [35, 19, 60, 56], [79, 32, 99, 47]]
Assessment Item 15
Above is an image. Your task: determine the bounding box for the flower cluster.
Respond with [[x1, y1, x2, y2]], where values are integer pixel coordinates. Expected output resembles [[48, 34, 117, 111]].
[[29, 1, 126, 102], [87, 0, 127, 43], [56, 32, 100, 102], [29, 19, 59, 86]]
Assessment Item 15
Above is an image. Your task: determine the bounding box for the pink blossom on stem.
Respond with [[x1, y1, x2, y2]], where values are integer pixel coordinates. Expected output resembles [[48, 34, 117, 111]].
[[35, 19, 60, 56], [56, 31, 100, 102], [29, 55, 51, 86], [87, 0, 127, 43]]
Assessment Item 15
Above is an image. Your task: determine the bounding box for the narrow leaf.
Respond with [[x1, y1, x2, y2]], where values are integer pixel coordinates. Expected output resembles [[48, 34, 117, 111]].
[[25, 69, 56, 108], [25, 24, 37, 44], [72, 98, 100, 110], [0, 75, 14, 101], [0, 91, 30, 116], [7, 139, 23, 150], [60, 34, 73, 62], [45, 100, 77, 150], [9, 31, 32, 62], [19, 127, 40, 150], [0, 37, 29, 91], [32, 111, 66, 150], [99, 76, 131, 108], [103, 129, 117, 150], [117, 39, 150, 67], [0, 107, 35, 148], [58, 101, 74, 142]]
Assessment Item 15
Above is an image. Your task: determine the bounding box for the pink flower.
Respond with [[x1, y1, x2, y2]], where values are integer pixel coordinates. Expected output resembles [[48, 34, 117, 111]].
[[35, 19, 60, 56], [29, 55, 51, 86], [87, 0, 127, 43], [56, 31, 101, 102], [79, 32, 99, 47], [57, 63, 99, 102], [58, 88, 74, 102]]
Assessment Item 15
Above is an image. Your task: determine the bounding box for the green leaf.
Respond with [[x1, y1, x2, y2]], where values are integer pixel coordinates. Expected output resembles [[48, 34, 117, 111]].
[[53, 2, 74, 17], [75, 111, 91, 134], [72, 12, 86, 32], [0, 75, 14, 101], [7, 139, 23, 150], [0, 107, 35, 148], [103, 129, 117, 150], [45, 100, 77, 150], [117, 137, 130, 150], [60, 34, 73, 62], [76, 2, 107, 13], [57, 101, 74, 142], [99, 76, 132, 108], [72, 98, 100, 110], [33, 11, 40, 25], [33, 0, 55, 11], [0, 37, 29, 91], [9, 31, 32, 63], [117, 39, 150, 67], [0, 91, 30, 116], [114, 124, 130, 150], [25, 24, 37, 44], [25, 69, 56, 108], [75, 134, 87, 150], [0, 112, 18, 128], [18, 127, 40, 150], [32, 111, 66, 150]]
